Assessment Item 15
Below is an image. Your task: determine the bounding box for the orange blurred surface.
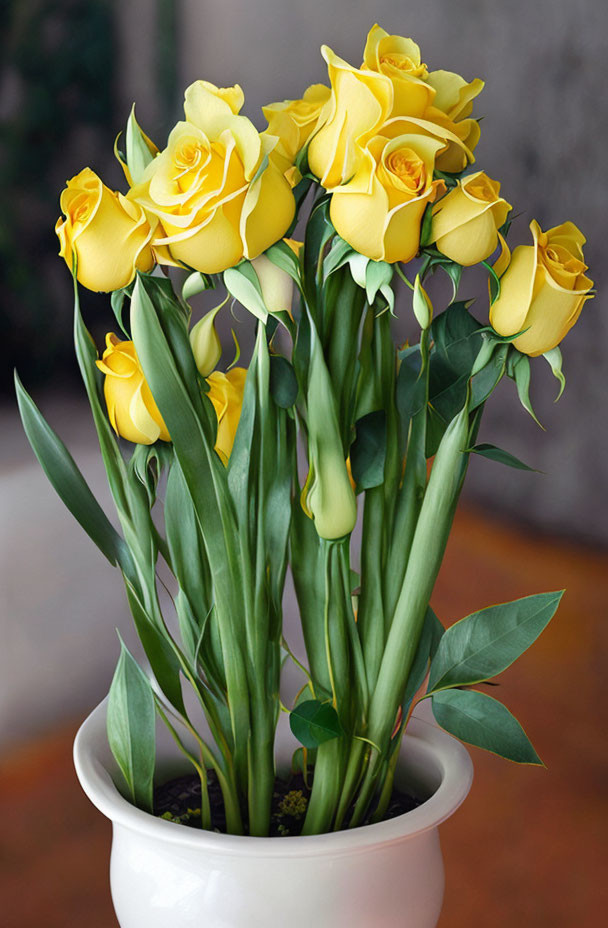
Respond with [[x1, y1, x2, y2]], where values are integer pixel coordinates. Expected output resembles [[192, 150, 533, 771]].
[[1, 505, 606, 927]]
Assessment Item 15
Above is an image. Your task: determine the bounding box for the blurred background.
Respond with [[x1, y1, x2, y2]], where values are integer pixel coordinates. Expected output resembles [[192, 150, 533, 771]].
[[1, 1, 606, 926]]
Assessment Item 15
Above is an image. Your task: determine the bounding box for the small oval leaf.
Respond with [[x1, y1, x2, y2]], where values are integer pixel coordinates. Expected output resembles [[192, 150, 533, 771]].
[[290, 700, 343, 749]]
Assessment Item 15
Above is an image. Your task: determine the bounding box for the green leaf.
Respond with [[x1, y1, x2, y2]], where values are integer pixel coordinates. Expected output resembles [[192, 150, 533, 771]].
[[15, 373, 126, 568], [431, 689, 542, 764], [396, 346, 425, 424], [224, 263, 269, 322], [469, 342, 508, 410], [323, 236, 354, 278], [265, 240, 302, 284], [107, 638, 157, 811], [350, 410, 387, 490], [467, 442, 537, 472], [269, 354, 298, 408], [289, 699, 344, 749], [122, 579, 188, 717], [403, 606, 445, 712], [431, 302, 483, 375], [428, 590, 564, 692], [543, 347, 566, 401]]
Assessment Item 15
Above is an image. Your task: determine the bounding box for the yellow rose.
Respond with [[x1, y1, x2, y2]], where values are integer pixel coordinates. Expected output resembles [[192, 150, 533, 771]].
[[130, 81, 295, 274], [362, 23, 435, 117], [430, 171, 511, 266], [262, 84, 331, 173], [329, 133, 445, 263], [207, 367, 247, 463], [490, 220, 593, 357], [56, 168, 154, 292], [308, 46, 393, 188], [96, 334, 170, 445], [251, 239, 302, 316], [425, 70, 484, 173]]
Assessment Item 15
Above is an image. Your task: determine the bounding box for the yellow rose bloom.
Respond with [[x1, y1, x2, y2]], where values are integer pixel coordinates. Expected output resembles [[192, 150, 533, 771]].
[[96, 334, 170, 445], [308, 45, 393, 189], [207, 367, 247, 463], [425, 70, 484, 173], [262, 84, 331, 174], [490, 220, 593, 357], [430, 171, 511, 266], [329, 133, 446, 263], [129, 81, 295, 274], [362, 23, 434, 117], [56, 168, 154, 292]]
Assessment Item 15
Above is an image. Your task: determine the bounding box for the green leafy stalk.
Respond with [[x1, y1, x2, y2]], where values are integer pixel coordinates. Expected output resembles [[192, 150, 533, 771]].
[[351, 400, 471, 825]]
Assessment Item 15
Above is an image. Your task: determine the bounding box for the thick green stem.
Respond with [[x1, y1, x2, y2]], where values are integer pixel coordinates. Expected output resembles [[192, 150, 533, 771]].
[[350, 402, 471, 826]]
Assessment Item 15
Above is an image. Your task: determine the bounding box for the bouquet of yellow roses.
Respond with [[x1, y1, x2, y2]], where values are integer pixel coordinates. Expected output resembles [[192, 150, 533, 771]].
[[17, 24, 592, 838]]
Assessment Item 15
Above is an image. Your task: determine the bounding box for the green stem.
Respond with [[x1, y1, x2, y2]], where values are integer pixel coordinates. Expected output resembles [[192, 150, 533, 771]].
[[351, 401, 471, 826]]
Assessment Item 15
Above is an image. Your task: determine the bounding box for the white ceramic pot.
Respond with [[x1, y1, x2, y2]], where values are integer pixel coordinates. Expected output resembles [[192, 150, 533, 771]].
[[74, 700, 473, 928]]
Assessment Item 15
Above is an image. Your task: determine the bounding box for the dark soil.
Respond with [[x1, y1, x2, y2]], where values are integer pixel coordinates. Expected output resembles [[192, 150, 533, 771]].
[[154, 769, 421, 837]]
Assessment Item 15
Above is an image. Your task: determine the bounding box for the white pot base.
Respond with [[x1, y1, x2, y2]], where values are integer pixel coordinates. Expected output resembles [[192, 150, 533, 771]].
[[74, 701, 473, 928]]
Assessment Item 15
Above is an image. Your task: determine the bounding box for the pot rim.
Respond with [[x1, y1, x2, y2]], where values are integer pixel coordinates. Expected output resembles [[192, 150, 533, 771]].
[[74, 699, 473, 858]]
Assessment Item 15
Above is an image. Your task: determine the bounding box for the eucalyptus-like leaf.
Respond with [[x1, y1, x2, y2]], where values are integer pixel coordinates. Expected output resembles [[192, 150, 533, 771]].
[[269, 354, 298, 408], [431, 688, 542, 764], [107, 639, 157, 811], [350, 410, 387, 491], [428, 590, 563, 692], [467, 443, 537, 472], [224, 263, 269, 322], [290, 699, 344, 749]]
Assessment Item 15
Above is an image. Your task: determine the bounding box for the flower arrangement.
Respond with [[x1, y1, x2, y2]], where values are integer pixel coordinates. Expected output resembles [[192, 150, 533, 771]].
[[17, 24, 593, 838]]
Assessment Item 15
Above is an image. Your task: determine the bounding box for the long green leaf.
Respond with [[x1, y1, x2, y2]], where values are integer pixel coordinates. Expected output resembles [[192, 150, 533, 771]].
[[428, 590, 564, 692], [432, 688, 542, 764], [15, 373, 125, 567], [107, 639, 157, 811], [467, 443, 537, 472]]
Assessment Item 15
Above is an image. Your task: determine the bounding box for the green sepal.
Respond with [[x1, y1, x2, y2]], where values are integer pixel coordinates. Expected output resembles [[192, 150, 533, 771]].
[[543, 347, 566, 401]]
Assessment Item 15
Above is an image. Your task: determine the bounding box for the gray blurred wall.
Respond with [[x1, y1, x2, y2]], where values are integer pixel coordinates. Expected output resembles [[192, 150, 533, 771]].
[[2, 0, 606, 749]]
